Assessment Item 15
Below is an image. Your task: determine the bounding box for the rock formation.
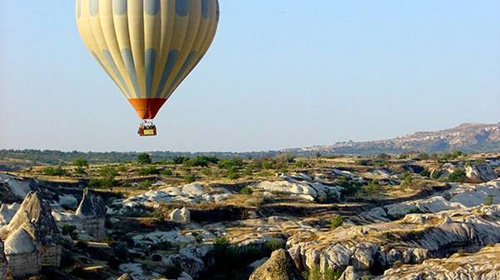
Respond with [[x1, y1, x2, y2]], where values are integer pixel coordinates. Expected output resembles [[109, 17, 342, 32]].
[[1, 191, 61, 268], [54, 188, 106, 241], [466, 163, 497, 183], [0, 203, 20, 225], [4, 223, 42, 278], [249, 249, 303, 280], [0, 240, 7, 280], [169, 207, 191, 224], [381, 244, 500, 280], [287, 205, 500, 275]]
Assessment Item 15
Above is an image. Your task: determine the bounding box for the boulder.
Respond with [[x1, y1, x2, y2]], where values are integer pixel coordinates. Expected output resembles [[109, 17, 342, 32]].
[[169, 207, 191, 224], [249, 249, 303, 280], [339, 266, 360, 280], [466, 163, 497, 183]]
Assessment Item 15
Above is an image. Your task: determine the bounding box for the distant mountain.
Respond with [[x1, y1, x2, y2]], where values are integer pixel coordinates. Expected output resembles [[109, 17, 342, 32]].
[[288, 123, 500, 156]]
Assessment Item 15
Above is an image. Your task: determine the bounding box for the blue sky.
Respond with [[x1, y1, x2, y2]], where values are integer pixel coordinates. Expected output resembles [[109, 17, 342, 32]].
[[1, 1, 499, 152]]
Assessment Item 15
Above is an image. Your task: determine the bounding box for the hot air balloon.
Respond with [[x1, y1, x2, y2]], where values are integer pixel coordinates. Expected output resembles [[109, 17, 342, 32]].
[[76, 0, 220, 136]]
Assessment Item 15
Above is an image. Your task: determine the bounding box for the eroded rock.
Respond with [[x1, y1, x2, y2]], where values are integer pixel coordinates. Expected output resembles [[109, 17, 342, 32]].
[[249, 249, 303, 280]]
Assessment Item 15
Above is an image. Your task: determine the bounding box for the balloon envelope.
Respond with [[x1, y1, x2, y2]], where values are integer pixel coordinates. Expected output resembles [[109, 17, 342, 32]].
[[76, 0, 219, 119]]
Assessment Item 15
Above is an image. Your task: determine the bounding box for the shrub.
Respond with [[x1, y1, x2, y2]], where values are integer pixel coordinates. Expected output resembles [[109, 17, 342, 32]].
[[218, 158, 244, 169], [184, 156, 219, 167], [75, 166, 86, 175], [99, 166, 118, 188], [484, 195, 494, 206], [448, 169, 467, 182], [364, 180, 380, 196], [138, 167, 160, 176], [306, 266, 342, 280], [162, 169, 173, 176], [72, 158, 89, 167], [240, 187, 253, 195], [42, 166, 68, 176], [266, 239, 284, 251], [139, 180, 153, 189], [226, 168, 240, 180], [330, 215, 345, 230], [137, 153, 152, 164], [88, 178, 102, 188], [173, 156, 188, 164], [401, 172, 413, 188], [213, 237, 230, 254], [184, 173, 197, 183]]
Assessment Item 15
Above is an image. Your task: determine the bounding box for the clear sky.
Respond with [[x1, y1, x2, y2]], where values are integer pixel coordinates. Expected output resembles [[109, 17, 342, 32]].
[[1, 1, 499, 152]]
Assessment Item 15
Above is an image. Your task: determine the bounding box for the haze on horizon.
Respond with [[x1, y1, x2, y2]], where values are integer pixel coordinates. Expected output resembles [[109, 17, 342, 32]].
[[1, 1, 499, 152]]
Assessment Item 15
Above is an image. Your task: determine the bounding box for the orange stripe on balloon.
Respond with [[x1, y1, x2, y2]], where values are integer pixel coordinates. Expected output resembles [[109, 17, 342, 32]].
[[128, 98, 167, 120]]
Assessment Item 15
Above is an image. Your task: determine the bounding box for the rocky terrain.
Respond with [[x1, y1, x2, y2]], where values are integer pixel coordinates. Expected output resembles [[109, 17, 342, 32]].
[[0, 152, 498, 279]]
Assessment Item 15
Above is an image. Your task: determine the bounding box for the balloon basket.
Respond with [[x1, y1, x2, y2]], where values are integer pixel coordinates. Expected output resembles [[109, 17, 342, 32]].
[[138, 121, 157, 137]]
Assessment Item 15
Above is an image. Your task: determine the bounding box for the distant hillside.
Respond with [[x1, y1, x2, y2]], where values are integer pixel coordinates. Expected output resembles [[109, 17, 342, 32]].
[[1, 123, 499, 170], [290, 123, 500, 156]]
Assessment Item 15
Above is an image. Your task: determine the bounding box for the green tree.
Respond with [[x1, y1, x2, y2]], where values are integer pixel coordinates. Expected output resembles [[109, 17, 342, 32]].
[[72, 158, 89, 167], [137, 153, 152, 164]]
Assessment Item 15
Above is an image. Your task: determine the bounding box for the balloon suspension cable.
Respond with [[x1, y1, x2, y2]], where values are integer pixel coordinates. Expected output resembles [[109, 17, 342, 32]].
[[138, 120, 157, 137]]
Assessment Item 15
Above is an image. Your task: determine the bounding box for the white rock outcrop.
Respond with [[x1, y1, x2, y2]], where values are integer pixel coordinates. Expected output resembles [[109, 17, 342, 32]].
[[169, 207, 191, 224]]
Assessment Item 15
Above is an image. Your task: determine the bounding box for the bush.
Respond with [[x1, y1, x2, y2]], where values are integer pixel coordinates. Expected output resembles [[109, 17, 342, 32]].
[[162, 169, 173, 176], [364, 180, 380, 196], [184, 156, 219, 167], [305, 266, 342, 280], [484, 195, 494, 206], [42, 166, 68, 176], [240, 187, 253, 195], [99, 166, 118, 188], [266, 239, 284, 251], [137, 153, 152, 164], [226, 168, 240, 180], [138, 167, 160, 176], [401, 172, 413, 188], [218, 158, 244, 169], [184, 173, 197, 183], [72, 158, 89, 167], [75, 166, 86, 175], [448, 169, 467, 182], [213, 237, 230, 254], [139, 180, 153, 189], [330, 215, 345, 230], [173, 156, 188, 164]]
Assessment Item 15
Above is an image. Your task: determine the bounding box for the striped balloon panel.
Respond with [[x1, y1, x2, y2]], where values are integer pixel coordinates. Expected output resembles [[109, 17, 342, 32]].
[[76, 0, 219, 119]]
